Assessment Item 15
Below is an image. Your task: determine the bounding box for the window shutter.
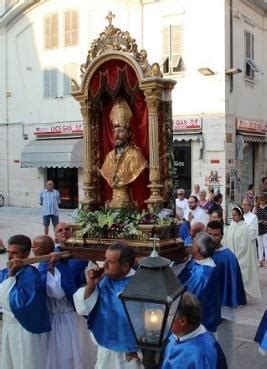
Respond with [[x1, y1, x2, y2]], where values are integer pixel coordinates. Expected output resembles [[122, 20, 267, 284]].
[[162, 26, 169, 56], [44, 70, 57, 98], [51, 69, 58, 98], [45, 17, 51, 48], [65, 11, 71, 46], [44, 70, 50, 98], [171, 25, 184, 72], [171, 25, 182, 57], [245, 30, 251, 59], [63, 64, 77, 96], [44, 14, 58, 49], [65, 10, 79, 46], [51, 14, 58, 48], [72, 11, 78, 45], [251, 34, 254, 60]]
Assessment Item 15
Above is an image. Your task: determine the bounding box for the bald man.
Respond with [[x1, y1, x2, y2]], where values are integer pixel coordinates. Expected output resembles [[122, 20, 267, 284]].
[[40, 181, 61, 235], [33, 235, 96, 369], [54, 222, 72, 250], [184, 222, 205, 247]]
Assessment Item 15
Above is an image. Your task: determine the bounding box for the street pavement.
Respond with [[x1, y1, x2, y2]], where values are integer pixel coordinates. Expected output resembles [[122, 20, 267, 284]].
[[0, 206, 267, 368]]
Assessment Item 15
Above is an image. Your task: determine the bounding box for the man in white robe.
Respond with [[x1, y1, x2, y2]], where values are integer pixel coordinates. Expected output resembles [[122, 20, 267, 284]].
[[32, 235, 96, 369], [0, 235, 49, 369], [226, 205, 261, 300], [74, 243, 143, 369], [243, 198, 259, 254]]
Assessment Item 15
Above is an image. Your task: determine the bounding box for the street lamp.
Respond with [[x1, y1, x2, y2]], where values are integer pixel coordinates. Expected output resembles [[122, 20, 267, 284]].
[[120, 252, 185, 369]]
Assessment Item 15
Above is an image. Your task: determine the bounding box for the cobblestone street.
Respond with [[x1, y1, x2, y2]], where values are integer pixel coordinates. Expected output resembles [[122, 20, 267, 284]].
[[0, 206, 267, 368]]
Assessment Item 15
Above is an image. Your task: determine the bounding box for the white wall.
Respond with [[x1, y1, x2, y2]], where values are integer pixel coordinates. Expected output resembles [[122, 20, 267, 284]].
[[226, 0, 267, 121], [143, 0, 226, 116], [4, 0, 142, 125]]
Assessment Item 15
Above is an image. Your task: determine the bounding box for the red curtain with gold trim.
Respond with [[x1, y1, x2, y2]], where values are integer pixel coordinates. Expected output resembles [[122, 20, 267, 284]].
[[89, 60, 150, 209]]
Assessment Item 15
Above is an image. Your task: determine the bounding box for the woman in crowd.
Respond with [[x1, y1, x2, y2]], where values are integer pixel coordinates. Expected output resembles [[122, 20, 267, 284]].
[[199, 190, 212, 213], [225, 206, 261, 300], [209, 209, 224, 224], [246, 184, 256, 211], [255, 197, 267, 267]]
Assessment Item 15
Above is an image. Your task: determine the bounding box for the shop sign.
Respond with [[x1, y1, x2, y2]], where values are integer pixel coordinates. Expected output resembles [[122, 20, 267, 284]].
[[205, 170, 222, 186], [173, 117, 202, 131], [34, 122, 83, 137], [237, 118, 267, 134]]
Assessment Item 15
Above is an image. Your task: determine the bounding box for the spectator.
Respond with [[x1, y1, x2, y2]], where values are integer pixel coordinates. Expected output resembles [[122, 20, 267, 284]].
[[175, 188, 189, 216], [185, 196, 209, 227], [208, 193, 223, 216], [260, 177, 267, 197], [255, 197, 267, 267], [191, 184, 201, 199], [246, 184, 256, 211], [40, 180, 61, 235], [199, 190, 212, 213], [209, 209, 224, 224]]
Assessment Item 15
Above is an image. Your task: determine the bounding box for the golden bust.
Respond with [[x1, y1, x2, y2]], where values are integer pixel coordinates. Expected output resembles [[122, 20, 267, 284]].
[[100, 97, 148, 208]]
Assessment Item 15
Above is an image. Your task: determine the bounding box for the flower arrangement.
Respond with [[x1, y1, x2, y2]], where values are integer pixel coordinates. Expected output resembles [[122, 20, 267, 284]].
[[72, 207, 173, 240]]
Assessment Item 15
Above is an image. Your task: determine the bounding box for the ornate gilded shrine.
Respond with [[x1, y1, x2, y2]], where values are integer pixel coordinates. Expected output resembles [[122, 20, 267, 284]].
[[66, 12, 185, 261], [72, 12, 176, 212]]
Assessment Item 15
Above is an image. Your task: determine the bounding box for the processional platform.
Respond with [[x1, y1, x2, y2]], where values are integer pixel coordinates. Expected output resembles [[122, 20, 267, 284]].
[[63, 12, 185, 263]]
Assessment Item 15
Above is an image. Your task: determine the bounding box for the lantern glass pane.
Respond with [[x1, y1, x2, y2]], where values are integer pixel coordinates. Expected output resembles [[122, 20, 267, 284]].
[[163, 296, 182, 341], [124, 300, 166, 346]]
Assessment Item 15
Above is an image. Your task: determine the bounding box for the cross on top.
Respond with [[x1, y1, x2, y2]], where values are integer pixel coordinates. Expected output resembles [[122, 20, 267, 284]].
[[106, 11, 115, 26], [150, 234, 160, 254]]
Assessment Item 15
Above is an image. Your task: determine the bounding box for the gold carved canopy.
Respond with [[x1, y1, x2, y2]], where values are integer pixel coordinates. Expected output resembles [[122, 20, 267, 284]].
[[72, 11, 176, 212]]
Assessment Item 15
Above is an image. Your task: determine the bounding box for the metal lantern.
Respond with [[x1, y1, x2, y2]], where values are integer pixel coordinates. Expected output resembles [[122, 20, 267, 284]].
[[120, 254, 185, 352]]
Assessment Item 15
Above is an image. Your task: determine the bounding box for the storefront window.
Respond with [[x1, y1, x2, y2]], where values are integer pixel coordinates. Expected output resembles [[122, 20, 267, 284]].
[[173, 143, 191, 196]]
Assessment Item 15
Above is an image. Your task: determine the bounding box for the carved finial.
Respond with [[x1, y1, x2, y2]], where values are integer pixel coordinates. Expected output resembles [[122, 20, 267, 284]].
[[105, 11, 115, 26]]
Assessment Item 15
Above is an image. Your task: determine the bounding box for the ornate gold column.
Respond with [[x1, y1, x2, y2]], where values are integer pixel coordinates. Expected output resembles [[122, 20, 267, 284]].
[[80, 101, 96, 209], [145, 90, 164, 212]]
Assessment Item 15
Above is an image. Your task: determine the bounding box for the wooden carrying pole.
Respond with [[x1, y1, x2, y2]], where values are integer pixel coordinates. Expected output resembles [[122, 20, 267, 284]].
[[7, 251, 71, 268]]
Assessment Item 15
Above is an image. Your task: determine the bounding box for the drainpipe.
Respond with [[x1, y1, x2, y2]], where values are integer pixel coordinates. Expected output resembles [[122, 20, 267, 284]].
[[5, 26, 10, 205], [139, 0, 144, 48], [229, 0, 234, 93]]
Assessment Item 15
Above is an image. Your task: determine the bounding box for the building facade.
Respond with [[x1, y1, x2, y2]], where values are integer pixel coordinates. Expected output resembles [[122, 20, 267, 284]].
[[0, 0, 267, 213]]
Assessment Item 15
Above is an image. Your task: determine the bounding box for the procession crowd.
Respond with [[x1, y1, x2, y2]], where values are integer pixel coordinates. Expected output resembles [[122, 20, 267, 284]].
[[0, 181, 267, 369]]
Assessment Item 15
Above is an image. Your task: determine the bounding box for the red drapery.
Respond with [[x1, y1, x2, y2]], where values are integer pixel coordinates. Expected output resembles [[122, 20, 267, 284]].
[[89, 60, 150, 209]]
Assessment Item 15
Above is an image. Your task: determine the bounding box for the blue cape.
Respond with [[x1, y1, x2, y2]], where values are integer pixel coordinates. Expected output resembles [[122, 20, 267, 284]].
[[212, 248, 247, 308], [54, 245, 87, 287], [178, 222, 190, 241], [88, 275, 138, 353], [161, 332, 227, 369], [0, 266, 51, 333], [38, 261, 78, 303], [178, 260, 221, 332], [255, 310, 267, 350]]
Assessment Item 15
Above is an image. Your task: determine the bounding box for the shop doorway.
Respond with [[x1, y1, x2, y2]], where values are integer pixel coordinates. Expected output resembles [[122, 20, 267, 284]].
[[47, 168, 78, 209], [241, 143, 255, 200], [173, 143, 192, 196]]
